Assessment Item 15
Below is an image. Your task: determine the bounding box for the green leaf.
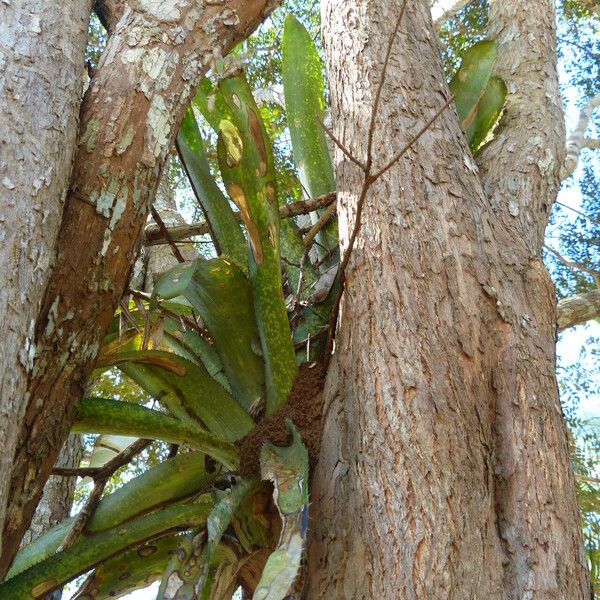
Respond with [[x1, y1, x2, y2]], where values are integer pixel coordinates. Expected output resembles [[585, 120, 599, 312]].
[[157, 478, 254, 598], [449, 40, 497, 131], [73, 398, 240, 469], [177, 108, 248, 270], [161, 315, 231, 391], [155, 258, 265, 412], [8, 453, 216, 579], [104, 349, 254, 441], [282, 14, 338, 263], [74, 536, 182, 599], [197, 73, 317, 309], [0, 499, 212, 599], [254, 421, 309, 600], [216, 75, 298, 413], [466, 75, 507, 151], [282, 15, 335, 200]]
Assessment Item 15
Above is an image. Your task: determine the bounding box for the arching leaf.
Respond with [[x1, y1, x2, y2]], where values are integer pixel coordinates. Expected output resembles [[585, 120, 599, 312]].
[[177, 108, 248, 270], [74, 398, 239, 469], [155, 258, 265, 412]]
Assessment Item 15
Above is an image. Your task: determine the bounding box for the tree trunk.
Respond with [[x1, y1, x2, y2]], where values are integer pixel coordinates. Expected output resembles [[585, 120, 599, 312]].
[[21, 435, 82, 600], [21, 435, 82, 547], [0, 0, 281, 575], [305, 1, 589, 598], [476, 2, 590, 596], [0, 0, 92, 555]]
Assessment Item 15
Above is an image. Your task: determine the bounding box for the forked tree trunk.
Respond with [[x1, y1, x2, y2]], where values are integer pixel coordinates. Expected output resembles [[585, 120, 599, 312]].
[[305, 1, 589, 598], [0, 0, 281, 575], [0, 0, 92, 555]]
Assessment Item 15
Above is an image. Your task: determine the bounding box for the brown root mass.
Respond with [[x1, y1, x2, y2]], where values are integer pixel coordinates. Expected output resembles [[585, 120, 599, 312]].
[[238, 362, 326, 476]]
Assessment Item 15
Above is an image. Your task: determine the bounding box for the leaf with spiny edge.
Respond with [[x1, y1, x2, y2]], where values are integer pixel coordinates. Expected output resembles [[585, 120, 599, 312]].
[[73, 535, 182, 599], [0, 499, 213, 599], [157, 478, 255, 599], [217, 74, 298, 414], [7, 452, 217, 581]]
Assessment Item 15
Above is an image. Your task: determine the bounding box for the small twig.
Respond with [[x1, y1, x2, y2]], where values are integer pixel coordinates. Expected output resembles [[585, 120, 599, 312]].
[[544, 244, 600, 286], [53, 439, 151, 479], [303, 202, 338, 248], [292, 247, 311, 307], [150, 205, 186, 263], [370, 95, 454, 182], [323, 4, 452, 365], [133, 296, 151, 350], [119, 299, 142, 335], [127, 289, 209, 338], [317, 119, 367, 170], [55, 439, 151, 551], [555, 200, 600, 225], [145, 192, 337, 246], [576, 474, 600, 485], [313, 246, 339, 270], [366, 0, 409, 171]]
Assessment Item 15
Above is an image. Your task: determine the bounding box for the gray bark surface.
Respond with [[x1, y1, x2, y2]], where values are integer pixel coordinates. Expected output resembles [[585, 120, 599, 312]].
[[305, 1, 589, 598], [0, 0, 281, 574], [0, 0, 92, 554], [21, 435, 82, 547]]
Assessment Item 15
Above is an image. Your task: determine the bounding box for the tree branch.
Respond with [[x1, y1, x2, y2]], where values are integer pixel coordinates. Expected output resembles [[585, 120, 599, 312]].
[[557, 289, 600, 331], [582, 138, 600, 149], [56, 438, 150, 552], [144, 192, 337, 245], [150, 205, 185, 263], [544, 244, 600, 286], [431, 0, 473, 27], [561, 93, 600, 180]]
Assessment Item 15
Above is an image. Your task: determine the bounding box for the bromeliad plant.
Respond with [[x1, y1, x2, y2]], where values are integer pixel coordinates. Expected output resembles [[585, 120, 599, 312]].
[[0, 16, 506, 600]]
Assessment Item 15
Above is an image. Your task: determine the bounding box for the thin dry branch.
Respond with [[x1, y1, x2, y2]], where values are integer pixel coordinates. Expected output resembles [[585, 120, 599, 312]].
[[145, 192, 337, 246], [582, 138, 600, 149], [544, 244, 600, 286], [303, 202, 338, 248], [55, 438, 151, 551], [150, 205, 185, 263], [325, 0, 456, 363], [555, 200, 600, 226]]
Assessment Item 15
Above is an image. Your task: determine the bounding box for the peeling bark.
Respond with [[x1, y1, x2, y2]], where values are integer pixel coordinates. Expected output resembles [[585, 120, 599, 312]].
[[0, 0, 92, 558], [305, 0, 589, 598], [557, 289, 600, 331], [0, 0, 281, 575]]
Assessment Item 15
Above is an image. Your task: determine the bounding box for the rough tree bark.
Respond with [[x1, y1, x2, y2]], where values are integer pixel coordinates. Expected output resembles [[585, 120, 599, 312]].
[[0, 0, 281, 575], [21, 436, 82, 548], [0, 0, 92, 554], [305, 1, 589, 598]]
